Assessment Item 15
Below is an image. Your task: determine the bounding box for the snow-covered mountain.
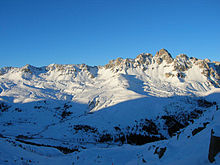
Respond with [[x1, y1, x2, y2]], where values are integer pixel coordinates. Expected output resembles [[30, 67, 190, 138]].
[[0, 49, 220, 164]]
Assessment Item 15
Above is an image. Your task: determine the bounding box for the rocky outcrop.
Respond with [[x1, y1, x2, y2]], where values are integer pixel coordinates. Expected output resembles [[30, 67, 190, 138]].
[[105, 57, 124, 69], [208, 108, 220, 163], [176, 72, 186, 78], [21, 64, 45, 74], [174, 54, 192, 71], [165, 72, 174, 78], [154, 48, 173, 64], [154, 147, 167, 159], [88, 97, 100, 110], [46, 64, 77, 73], [45, 64, 98, 79], [194, 59, 220, 86], [213, 64, 220, 80], [208, 131, 220, 163], [196, 60, 210, 70], [0, 67, 12, 76], [102, 48, 220, 86], [135, 53, 153, 66], [21, 65, 34, 73]]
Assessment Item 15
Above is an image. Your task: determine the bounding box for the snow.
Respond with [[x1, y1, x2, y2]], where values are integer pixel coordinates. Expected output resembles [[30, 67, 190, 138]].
[[0, 54, 220, 164]]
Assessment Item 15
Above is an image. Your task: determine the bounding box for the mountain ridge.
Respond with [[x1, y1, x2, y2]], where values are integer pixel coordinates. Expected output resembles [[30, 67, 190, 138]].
[[0, 49, 219, 108], [0, 49, 220, 164]]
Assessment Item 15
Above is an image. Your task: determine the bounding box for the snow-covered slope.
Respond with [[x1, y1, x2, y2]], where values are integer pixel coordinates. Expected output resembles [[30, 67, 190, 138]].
[[0, 49, 220, 164], [0, 49, 219, 107]]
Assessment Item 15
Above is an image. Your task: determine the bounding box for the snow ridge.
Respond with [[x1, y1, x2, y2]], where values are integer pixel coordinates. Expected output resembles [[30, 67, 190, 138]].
[[0, 49, 219, 109]]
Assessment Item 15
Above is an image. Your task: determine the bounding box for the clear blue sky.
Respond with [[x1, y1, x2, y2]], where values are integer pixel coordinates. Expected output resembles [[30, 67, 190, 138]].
[[0, 0, 220, 67]]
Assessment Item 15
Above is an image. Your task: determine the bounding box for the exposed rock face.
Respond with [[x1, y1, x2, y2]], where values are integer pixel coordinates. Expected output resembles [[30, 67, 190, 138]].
[[165, 73, 174, 78], [1, 49, 219, 88], [196, 60, 210, 70], [195, 60, 220, 86], [135, 53, 153, 66], [156, 48, 170, 56], [102, 49, 220, 87], [88, 97, 100, 111], [45, 63, 98, 79], [214, 64, 220, 80], [176, 72, 186, 78], [21, 64, 37, 73], [154, 48, 174, 64], [190, 57, 198, 64], [0, 67, 12, 76], [115, 57, 123, 66], [105, 58, 124, 69], [173, 54, 192, 72], [208, 132, 220, 163], [154, 147, 167, 159]]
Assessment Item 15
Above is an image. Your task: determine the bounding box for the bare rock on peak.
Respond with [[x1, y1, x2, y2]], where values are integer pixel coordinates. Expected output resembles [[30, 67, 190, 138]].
[[115, 57, 123, 66], [176, 54, 189, 60], [165, 72, 174, 78], [196, 60, 220, 86], [212, 64, 220, 80], [136, 53, 153, 65], [0, 67, 12, 76], [156, 49, 171, 57], [136, 53, 153, 59], [190, 57, 198, 64], [176, 72, 186, 78], [204, 58, 211, 63], [155, 49, 173, 64], [104, 58, 124, 69], [21, 64, 38, 73], [173, 54, 192, 72], [197, 60, 210, 69]]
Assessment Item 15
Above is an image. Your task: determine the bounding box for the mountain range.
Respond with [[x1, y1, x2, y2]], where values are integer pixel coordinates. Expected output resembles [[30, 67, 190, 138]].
[[0, 49, 220, 164]]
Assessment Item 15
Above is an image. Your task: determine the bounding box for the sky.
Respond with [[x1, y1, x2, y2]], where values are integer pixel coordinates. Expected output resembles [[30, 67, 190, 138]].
[[0, 0, 220, 68]]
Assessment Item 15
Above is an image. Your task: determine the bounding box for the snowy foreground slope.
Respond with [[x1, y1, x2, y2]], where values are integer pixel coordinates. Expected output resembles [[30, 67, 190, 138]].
[[0, 49, 220, 164]]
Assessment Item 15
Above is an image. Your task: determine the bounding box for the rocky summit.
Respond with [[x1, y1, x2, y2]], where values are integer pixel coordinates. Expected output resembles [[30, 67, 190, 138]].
[[0, 49, 220, 164]]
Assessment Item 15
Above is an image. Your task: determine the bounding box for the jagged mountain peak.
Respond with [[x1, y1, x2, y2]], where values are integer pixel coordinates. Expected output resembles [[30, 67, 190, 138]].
[[136, 52, 153, 59], [21, 64, 46, 73], [154, 48, 173, 64], [101, 50, 219, 87], [0, 49, 219, 91], [156, 48, 171, 56], [176, 54, 189, 60], [0, 49, 220, 90]]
